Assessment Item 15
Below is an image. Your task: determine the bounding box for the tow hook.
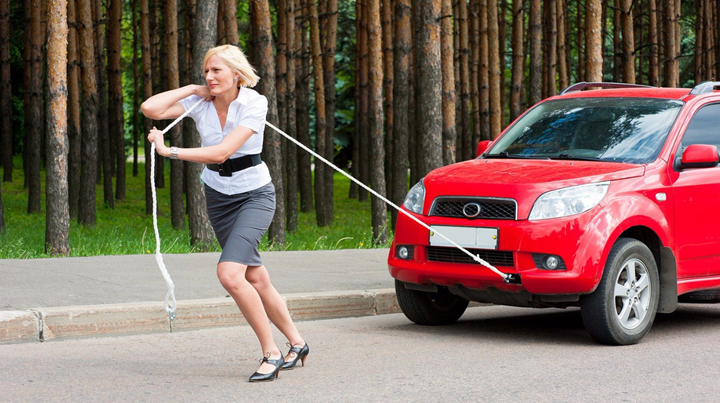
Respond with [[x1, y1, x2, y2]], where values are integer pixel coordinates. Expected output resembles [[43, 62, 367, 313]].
[[504, 273, 522, 285]]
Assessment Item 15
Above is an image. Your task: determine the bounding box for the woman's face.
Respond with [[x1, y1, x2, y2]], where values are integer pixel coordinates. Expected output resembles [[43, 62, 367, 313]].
[[204, 54, 238, 96]]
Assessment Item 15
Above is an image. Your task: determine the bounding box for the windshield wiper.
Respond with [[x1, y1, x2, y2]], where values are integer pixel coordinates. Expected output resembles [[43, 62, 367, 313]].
[[551, 153, 602, 161], [485, 151, 550, 160]]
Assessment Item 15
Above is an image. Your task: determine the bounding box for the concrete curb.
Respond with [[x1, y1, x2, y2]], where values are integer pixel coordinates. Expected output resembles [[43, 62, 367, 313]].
[[0, 288, 400, 344]]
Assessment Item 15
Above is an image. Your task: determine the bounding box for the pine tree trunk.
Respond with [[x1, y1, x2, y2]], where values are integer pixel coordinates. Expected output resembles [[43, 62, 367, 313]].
[[309, 0, 329, 227], [416, 0, 443, 176], [185, 0, 216, 250], [95, 0, 114, 207], [108, 0, 125, 200], [585, 0, 603, 82], [557, 0, 568, 90], [45, 0, 70, 256], [458, 0, 471, 160], [440, 0, 456, 166], [284, 0, 298, 232], [358, 0, 369, 201], [350, 0, 360, 200], [545, 0, 558, 97], [141, 0, 153, 215], [576, 0, 585, 81], [224, 0, 239, 46], [621, 0, 635, 83], [382, 0, 394, 205], [648, 0, 659, 86], [296, 0, 313, 211], [78, 0, 99, 226], [487, 0, 501, 138], [322, 0, 337, 224], [510, 0, 524, 120], [132, 0, 140, 178], [165, 0, 185, 229], [0, 0, 11, 183], [253, 0, 286, 244], [392, 0, 411, 229], [367, 0, 387, 245], [663, 0, 678, 86], [529, 0, 542, 105], [478, 0, 489, 142], [468, 0, 480, 152], [25, 0, 42, 214], [613, 0, 622, 81]]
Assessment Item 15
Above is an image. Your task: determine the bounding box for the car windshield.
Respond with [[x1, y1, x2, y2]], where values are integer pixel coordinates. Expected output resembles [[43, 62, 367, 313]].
[[486, 98, 683, 164]]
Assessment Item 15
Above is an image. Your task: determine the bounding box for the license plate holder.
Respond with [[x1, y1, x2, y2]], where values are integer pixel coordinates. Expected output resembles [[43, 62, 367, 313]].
[[428, 225, 498, 249]]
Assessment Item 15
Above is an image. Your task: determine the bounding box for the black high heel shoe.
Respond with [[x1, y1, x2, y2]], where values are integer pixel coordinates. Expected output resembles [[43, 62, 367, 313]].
[[281, 342, 309, 370], [248, 353, 283, 382]]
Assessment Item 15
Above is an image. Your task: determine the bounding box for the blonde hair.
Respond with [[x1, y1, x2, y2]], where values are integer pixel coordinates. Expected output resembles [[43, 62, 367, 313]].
[[203, 45, 260, 88]]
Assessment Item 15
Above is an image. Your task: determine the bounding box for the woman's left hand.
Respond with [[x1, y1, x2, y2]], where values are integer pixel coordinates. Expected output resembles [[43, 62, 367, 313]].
[[147, 127, 169, 156]]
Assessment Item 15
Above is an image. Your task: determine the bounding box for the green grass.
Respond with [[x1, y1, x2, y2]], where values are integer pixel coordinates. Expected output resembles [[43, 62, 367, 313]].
[[0, 158, 393, 258]]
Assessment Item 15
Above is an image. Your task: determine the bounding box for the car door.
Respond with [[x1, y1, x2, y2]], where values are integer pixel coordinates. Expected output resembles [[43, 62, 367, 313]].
[[671, 102, 720, 278]]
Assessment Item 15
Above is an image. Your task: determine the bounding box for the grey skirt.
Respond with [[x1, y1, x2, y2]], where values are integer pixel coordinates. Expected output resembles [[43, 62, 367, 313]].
[[204, 182, 276, 266]]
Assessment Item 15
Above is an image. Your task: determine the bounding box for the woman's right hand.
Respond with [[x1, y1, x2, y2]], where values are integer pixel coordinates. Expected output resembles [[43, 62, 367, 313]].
[[194, 84, 213, 101]]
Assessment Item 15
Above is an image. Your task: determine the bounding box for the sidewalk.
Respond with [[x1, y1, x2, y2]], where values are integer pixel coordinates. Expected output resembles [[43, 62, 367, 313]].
[[0, 249, 397, 343]]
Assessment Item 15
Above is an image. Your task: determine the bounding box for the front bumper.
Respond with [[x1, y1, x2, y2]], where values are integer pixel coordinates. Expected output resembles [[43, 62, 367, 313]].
[[388, 206, 614, 295]]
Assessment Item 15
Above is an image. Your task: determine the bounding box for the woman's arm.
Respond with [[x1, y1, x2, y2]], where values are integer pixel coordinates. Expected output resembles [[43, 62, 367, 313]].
[[140, 84, 211, 120], [148, 124, 256, 165]]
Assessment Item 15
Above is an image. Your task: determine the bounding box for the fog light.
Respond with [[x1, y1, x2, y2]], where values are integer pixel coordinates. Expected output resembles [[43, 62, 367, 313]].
[[545, 255, 559, 270], [398, 246, 409, 259]]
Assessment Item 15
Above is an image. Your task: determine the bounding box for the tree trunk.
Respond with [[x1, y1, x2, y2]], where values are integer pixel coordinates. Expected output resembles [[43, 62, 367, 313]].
[[66, 0, 81, 217], [358, 0, 369, 201], [663, 0, 678, 86], [468, 0, 480, 153], [440, 0, 456, 166], [165, 0, 184, 229], [309, 0, 329, 227], [0, 0, 11, 183], [108, 0, 125, 200], [253, 0, 285, 244], [322, 0, 337, 224], [545, 0, 557, 98], [416, 0, 443, 176], [78, 0, 99, 226], [392, 0, 411, 229], [296, 0, 313, 212], [458, 0, 471, 160], [367, 0, 387, 245], [621, 0, 635, 83], [576, 0, 585, 81], [529, 0, 542, 105], [350, 0, 361, 200], [585, 0, 603, 82], [382, 0, 394, 207], [557, 0, 568, 90], [487, 0, 501, 138], [151, 1, 165, 189], [45, 0, 70, 256], [132, 0, 140, 178], [224, 0, 239, 46], [613, 0, 622, 81], [95, 0, 113, 207], [284, 0, 298, 232], [24, 0, 42, 214], [141, 0, 153, 215], [648, 0, 659, 86], [704, 0, 713, 80], [510, 0, 523, 120], [478, 0, 489, 142]]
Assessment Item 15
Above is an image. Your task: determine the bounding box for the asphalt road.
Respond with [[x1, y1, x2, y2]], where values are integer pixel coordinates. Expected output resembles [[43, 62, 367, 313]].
[[2, 304, 720, 402]]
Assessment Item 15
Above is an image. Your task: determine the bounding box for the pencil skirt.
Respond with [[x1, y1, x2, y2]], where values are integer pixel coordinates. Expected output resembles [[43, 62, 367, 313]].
[[204, 182, 276, 266]]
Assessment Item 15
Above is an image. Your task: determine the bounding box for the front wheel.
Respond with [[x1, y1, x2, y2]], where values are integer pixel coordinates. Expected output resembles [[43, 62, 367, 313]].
[[581, 238, 660, 345], [395, 280, 469, 325]]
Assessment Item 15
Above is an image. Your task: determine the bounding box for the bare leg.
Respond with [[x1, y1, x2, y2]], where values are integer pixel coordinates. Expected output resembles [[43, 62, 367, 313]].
[[217, 262, 281, 374], [246, 265, 305, 361]]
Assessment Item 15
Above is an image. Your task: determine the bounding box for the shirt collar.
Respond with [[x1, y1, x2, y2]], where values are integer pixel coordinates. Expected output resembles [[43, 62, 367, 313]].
[[234, 87, 249, 106]]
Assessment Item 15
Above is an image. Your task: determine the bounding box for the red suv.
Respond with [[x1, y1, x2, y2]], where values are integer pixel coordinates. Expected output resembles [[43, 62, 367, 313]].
[[389, 82, 720, 345]]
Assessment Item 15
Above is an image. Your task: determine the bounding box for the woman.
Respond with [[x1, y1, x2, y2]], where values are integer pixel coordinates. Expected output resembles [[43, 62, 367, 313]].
[[142, 44, 308, 382]]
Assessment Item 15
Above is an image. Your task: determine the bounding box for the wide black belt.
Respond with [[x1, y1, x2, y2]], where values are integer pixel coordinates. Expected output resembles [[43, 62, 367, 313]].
[[207, 154, 262, 177]]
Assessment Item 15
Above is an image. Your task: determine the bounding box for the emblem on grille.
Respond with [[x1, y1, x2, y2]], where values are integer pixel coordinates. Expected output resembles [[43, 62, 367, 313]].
[[462, 202, 481, 218]]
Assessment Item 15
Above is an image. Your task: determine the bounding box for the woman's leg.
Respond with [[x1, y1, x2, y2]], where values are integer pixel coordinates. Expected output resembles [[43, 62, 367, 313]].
[[217, 261, 282, 373], [246, 265, 305, 348]]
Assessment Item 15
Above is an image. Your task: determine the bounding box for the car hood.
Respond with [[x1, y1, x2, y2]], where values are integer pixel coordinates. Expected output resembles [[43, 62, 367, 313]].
[[423, 159, 646, 219]]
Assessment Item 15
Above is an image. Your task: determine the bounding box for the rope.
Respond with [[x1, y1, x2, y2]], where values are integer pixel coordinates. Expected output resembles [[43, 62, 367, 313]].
[[264, 122, 510, 282], [149, 97, 205, 324]]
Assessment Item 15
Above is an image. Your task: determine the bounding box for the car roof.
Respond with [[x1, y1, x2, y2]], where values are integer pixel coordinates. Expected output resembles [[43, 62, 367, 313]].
[[553, 87, 692, 101]]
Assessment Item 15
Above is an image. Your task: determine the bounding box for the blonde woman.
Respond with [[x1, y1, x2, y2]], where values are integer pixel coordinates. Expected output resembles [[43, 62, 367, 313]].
[[142, 45, 308, 382]]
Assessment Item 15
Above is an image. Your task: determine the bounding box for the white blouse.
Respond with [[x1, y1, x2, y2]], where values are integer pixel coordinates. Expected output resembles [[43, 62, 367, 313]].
[[179, 87, 272, 195]]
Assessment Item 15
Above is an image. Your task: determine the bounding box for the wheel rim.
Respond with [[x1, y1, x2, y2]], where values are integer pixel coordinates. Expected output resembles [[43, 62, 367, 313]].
[[613, 257, 651, 330]]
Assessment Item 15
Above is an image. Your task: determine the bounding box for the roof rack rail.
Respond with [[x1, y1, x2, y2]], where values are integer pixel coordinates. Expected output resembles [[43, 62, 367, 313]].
[[559, 82, 654, 95], [689, 81, 720, 95]]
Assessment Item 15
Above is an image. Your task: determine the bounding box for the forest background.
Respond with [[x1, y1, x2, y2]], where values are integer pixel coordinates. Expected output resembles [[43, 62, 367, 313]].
[[0, 0, 713, 257]]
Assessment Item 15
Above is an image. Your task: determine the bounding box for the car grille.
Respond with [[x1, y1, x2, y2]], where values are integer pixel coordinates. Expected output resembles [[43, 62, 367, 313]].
[[430, 197, 517, 220], [427, 246, 515, 267]]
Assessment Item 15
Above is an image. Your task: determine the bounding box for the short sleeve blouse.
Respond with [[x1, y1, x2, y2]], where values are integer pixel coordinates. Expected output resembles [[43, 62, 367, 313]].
[[179, 87, 271, 195]]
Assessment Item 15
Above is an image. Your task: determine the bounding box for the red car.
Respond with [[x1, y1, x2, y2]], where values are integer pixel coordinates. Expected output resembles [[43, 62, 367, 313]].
[[389, 81, 720, 345]]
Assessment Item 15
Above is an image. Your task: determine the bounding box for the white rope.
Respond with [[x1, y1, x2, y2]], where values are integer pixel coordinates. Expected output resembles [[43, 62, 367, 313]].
[[264, 122, 510, 282], [149, 97, 205, 322]]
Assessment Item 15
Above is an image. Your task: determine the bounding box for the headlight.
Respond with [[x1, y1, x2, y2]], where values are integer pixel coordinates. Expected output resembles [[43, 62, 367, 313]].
[[529, 182, 609, 220], [403, 180, 425, 214]]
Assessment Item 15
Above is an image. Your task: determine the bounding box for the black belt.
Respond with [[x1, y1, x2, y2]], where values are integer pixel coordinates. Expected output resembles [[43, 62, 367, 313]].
[[207, 154, 262, 177]]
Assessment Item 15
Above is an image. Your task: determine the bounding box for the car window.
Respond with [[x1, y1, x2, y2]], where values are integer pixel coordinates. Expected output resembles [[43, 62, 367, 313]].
[[487, 98, 683, 164], [679, 103, 720, 150]]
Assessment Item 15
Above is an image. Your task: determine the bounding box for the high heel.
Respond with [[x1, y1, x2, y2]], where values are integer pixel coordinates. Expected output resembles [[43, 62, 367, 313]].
[[281, 342, 309, 370], [248, 353, 283, 382]]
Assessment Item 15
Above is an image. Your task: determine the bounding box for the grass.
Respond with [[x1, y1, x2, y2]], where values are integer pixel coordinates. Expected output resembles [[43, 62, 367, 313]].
[[0, 158, 393, 259]]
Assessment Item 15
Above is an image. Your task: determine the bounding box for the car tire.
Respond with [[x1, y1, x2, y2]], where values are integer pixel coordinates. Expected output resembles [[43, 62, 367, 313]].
[[395, 280, 469, 326], [581, 238, 660, 345], [679, 289, 720, 303]]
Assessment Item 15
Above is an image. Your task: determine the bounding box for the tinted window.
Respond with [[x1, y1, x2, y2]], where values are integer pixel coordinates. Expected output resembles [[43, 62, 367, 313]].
[[680, 103, 720, 150], [488, 98, 683, 164]]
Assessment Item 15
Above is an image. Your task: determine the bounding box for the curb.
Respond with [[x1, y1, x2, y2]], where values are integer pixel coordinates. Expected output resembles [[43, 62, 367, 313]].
[[0, 288, 401, 344]]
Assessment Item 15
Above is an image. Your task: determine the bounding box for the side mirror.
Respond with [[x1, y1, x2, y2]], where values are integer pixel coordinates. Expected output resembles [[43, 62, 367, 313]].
[[476, 140, 492, 158], [681, 144, 719, 169]]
